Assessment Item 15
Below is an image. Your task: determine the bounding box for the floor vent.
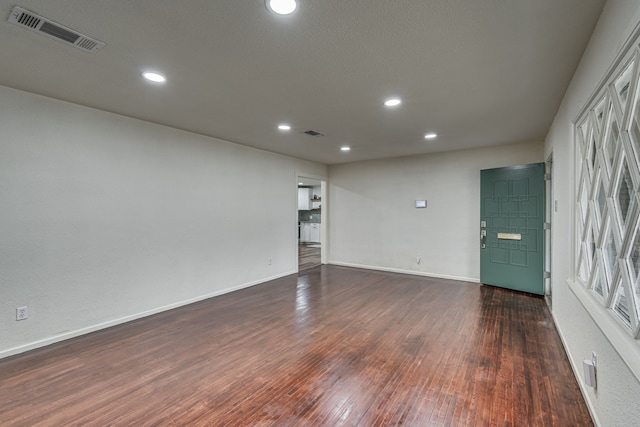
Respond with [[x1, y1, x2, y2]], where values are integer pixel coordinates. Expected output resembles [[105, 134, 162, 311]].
[[8, 6, 105, 54], [303, 130, 324, 137]]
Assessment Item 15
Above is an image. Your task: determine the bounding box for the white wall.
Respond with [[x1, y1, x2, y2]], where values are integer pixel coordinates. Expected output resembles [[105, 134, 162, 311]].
[[0, 85, 326, 358], [328, 141, 543, 281], [545, 1, 640, 425]]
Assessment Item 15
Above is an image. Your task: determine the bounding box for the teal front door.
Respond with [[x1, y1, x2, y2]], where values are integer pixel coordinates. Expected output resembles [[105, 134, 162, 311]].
[[480, 163, 545, 295]]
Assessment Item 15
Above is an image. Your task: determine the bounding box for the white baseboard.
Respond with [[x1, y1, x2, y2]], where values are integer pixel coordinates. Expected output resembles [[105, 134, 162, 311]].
[[0, 270, 296, 360], [551, 310, 601, 427], [329, 261, 479, 284]]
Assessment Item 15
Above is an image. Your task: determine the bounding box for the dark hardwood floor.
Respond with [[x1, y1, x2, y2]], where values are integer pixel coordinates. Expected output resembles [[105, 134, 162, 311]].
[[298, 242, 321, 271], [0, 266, 592, 426]]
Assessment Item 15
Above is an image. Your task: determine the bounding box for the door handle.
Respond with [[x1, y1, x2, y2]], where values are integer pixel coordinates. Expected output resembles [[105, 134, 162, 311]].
[[480, 230, 486, 248]]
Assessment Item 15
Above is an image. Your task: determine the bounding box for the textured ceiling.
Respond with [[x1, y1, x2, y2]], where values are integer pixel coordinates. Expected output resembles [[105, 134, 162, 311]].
[[0, 0, 606, 164]]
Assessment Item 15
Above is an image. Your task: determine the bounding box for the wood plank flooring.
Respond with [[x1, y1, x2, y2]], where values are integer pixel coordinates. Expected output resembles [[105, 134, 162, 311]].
[[298, 242, 321, 271], [0, 266, 592, 426]]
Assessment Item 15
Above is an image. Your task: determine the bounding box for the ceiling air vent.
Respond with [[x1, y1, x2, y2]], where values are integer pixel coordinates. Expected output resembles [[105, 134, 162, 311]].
[[8, 6, 105, 54], [303, 130, 324, 137]]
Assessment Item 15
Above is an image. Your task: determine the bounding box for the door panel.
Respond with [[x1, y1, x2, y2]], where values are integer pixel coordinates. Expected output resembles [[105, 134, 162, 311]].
[[480, 163, 544, 295]]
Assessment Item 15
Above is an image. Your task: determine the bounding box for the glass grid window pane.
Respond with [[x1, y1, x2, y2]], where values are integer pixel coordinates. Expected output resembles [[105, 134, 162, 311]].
[[597, 178, 607, 218], [593, 265, 604, 297], [616, 158, 635, 225], [579, 119, 591, 156], [613, 283, 632, 327], [633, 277, 640, 325], [589, 223, 597, 266], [595, 96, 608, 133], [590, 134, 597, 169], [604, 108, 620, 168], [630, 225, 640, 281], [614, 59, 635, 110], [576, 48, 640, 338], [629, 69, 640, 162], [603, 222, 618, 295], [578, 249, 589, 282], [632, 118, 640, 161], [578, 169, 591, 228]]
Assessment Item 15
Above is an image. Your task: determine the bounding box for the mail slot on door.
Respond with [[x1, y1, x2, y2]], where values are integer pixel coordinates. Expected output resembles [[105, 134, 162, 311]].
[[497, 233, 522, 240]]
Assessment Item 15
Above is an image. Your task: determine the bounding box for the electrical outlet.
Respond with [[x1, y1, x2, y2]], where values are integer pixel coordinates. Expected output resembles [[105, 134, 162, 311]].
[[268, 258, 272, 265], [16, 306, 28, 321], [416, 255, 421, 264]]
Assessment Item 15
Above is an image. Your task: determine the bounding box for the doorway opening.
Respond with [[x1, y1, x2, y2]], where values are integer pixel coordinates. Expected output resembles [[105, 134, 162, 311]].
[[297, 176, 325, 271]]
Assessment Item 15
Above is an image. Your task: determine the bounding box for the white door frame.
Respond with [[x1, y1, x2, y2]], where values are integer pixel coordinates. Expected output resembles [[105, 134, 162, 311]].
[[296, 173, 328, 269], [545, 153, 553, 305]]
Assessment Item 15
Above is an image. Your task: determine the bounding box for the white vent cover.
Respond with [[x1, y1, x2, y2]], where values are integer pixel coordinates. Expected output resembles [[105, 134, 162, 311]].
[[8, 6, 105, 54]]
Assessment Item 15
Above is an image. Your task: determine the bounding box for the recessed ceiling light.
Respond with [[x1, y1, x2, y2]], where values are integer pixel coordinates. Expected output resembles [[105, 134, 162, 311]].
[[142, 71, 166, 84], [424, 133, 438, 139], [341, 146, 351, 152], [384, 98, 402, 107], [267, 0, 297, 15], [278, 124, 291, 131]]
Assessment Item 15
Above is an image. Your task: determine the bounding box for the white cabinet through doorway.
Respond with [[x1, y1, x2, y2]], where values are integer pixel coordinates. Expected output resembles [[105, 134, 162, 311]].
[[300, 222, 320, 243], [308, 223, 320, 243], [298, 188, 311, 210]]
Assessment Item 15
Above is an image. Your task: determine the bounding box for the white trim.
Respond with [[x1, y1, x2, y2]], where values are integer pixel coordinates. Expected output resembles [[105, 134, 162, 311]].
[[545, 153, 554, 298], [329, 261, 479, 283], [551, 309, 602, 427], [567, 279, 640, 383], [0, 270, 296, 360]]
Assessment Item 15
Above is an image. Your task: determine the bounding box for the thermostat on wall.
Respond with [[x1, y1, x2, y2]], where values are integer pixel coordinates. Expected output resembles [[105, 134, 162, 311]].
[[415, 200, 427, 208]]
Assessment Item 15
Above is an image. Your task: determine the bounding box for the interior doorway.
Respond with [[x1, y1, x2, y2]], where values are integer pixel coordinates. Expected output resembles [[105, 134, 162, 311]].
[[297, 176, 325, 271]]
